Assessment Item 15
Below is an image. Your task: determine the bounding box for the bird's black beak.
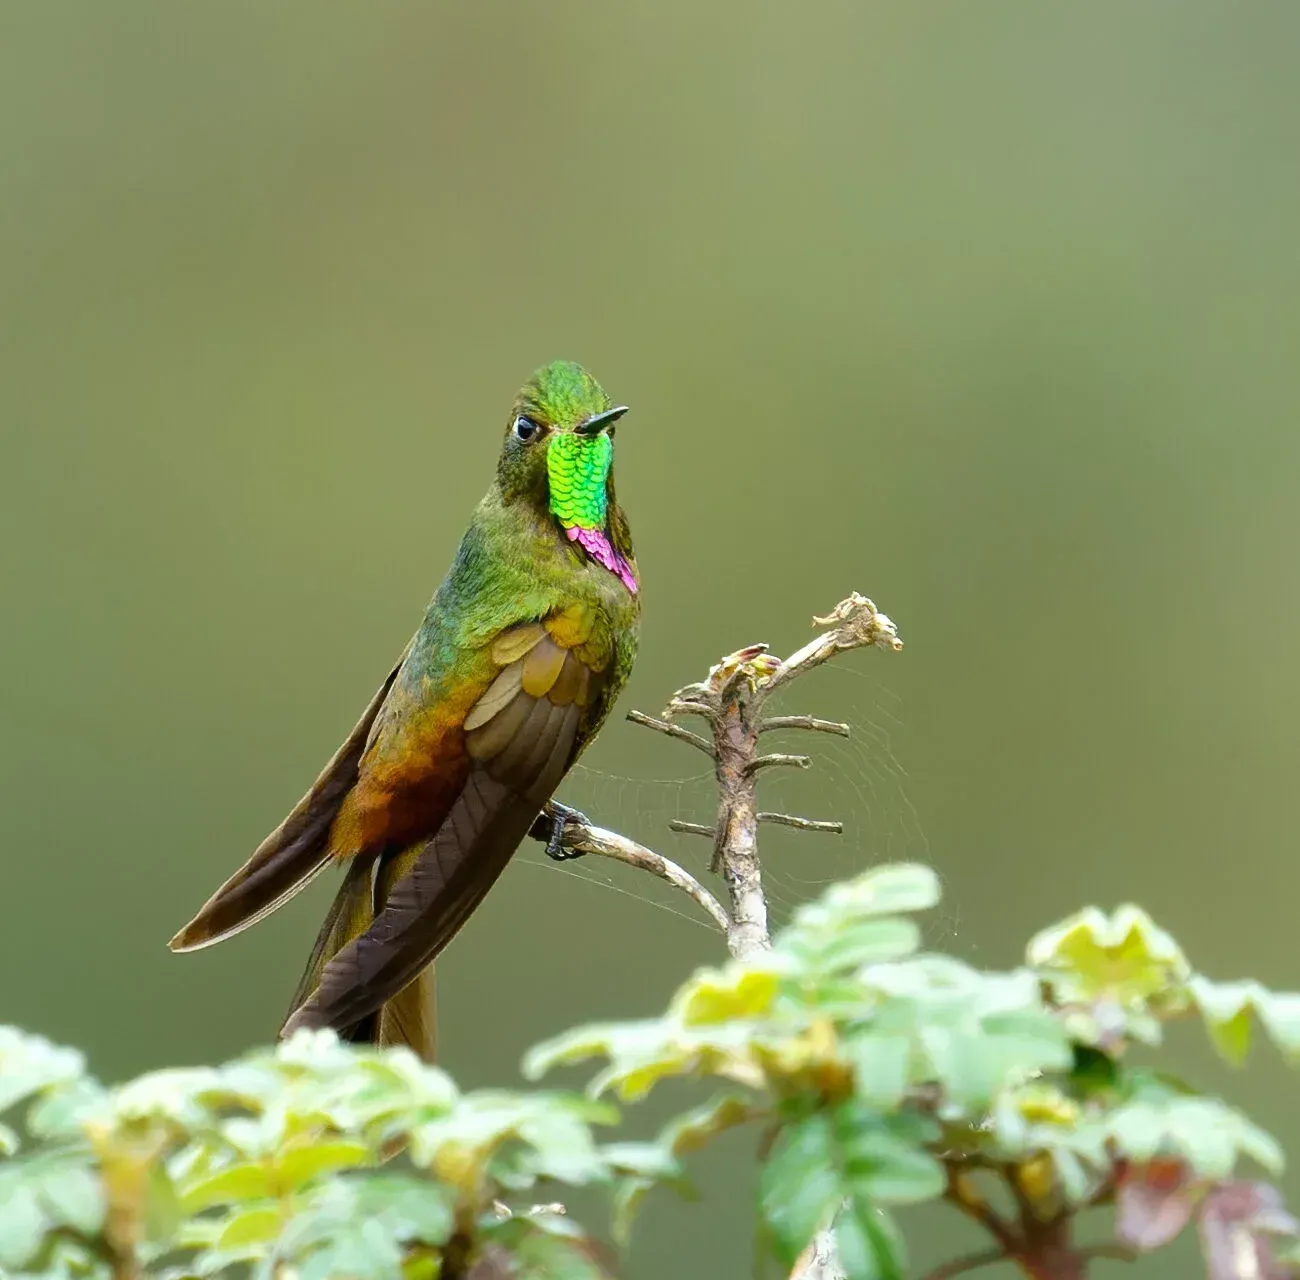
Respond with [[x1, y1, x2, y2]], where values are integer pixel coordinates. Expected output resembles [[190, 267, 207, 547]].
[[575, 406, 628, 436]]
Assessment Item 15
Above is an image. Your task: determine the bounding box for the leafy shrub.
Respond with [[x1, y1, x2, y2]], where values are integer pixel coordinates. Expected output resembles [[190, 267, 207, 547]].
[[0, 1027, 659, 1279], [2, 864, 1297, 1280]]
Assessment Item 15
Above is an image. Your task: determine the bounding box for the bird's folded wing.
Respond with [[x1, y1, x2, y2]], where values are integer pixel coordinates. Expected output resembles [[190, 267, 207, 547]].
[[282, 622, 605, 1037]]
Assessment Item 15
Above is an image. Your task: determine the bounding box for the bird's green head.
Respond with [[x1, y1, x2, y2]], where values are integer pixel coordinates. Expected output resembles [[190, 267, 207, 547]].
[[497, 360, 628, 531]]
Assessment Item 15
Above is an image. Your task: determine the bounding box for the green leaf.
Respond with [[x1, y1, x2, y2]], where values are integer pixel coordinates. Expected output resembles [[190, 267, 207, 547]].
[[612, 1176, 656, 1248], [584, 1034, 753, 1103], [760, 1104, 935, 1271], [401, 1254, 440, 1280], [37, 1162, 106, 1235], [111, 1066, 222, 1128], [844, 1035, 911, 1108], [516, 1108, 608, 1184], [1098, 1097, 1283, 1179], [809, 864, 941, 922], [522, 1023, 647, 1081], [175, 1215, 224, 1249], [1192, 980, 1255, 1065], [509, 1228, 607, 1280], [179, 1162, 274, 1212], [672, 961, 784, 1025], [599, 1141, 680, 1182], [193, 1245, 273, 1276], [783, 919, 921, 972], [843, 965, 1068, 1114], [1069, 1043, 1121, 1096], [0, 1182, 48, 1269], [274, 1182, 359, 1258], [275, 1026, 365, 1075], [1050, 1147, 1093, 1205], [760, 1114, 842, 1265], [0, 1027, 87, 1115], [923, 1020, 1071, 1110], [215, 1204, 282, 1249], [26, 1076, 107, 1138], [1027, 905, 1190, 1020], [825, 1109, 939, 1277], [408, 1092, 613, 1190], [1189, 977, 1300, 1066], [351, 1175, 454, 1245], [829, 1103, 945, 1206], [144, 1159, 184, 1246], [597, 1143, 689, 1241], [276, 1140, 372, 1190], [837, 1203, 906, 1280], [299, 1220, 403, 1280], [1105, 1101, 1176, 1163], [660, 1093, 759, 1156], [47, 1234, 115, 1280]]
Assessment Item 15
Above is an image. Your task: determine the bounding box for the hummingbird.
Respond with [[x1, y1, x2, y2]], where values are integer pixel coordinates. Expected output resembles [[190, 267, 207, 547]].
[[169, 361, 639, 1061]]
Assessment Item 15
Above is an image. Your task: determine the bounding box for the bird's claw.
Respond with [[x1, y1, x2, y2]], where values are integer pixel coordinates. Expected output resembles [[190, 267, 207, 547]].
[[530, 801, 591, 862]]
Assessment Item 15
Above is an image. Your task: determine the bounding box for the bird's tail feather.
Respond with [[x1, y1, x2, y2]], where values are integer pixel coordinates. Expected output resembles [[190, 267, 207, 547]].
[[372, 843, 437, 1060], [377, 966, 437, 1061], [288, 852, 378, 1016], [284, 843, 438, 1063]]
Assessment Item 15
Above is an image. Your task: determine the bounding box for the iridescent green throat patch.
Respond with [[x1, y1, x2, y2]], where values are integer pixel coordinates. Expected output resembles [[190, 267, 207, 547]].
[[547, 432, 612, 531], [546, 430, 637, 594]]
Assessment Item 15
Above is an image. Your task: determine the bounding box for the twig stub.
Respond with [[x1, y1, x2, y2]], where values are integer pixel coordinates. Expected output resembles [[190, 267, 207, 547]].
[[625, 710, 715, 757], [746, 753, 812, 775], [760, 715, 851, 737], [756, 813, 843, 834]]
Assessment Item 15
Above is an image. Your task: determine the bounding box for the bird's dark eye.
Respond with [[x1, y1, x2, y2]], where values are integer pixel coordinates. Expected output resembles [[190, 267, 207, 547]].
[[513, 415, 541, 443]]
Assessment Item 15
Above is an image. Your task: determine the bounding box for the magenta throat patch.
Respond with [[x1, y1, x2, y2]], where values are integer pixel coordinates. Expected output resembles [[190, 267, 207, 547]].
[[567, 525, 638, 594]]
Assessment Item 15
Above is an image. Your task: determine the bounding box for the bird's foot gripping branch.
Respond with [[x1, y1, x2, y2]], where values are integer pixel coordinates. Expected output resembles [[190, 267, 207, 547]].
[[4, 594, 1300, 1280]]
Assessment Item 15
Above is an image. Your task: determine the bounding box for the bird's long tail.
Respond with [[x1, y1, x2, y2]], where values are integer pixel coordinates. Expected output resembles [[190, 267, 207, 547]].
[[168, 656, 406, 954], [285, 845, 437, 1063]]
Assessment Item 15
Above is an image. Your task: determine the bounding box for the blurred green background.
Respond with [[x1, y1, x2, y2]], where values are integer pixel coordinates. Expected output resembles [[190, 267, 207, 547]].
[[3, 3, 1300, 1275]]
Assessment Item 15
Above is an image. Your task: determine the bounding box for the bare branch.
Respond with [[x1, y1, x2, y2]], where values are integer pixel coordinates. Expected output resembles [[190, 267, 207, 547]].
[[626, 710, 715, 757], [746, 753, 811, 774], [668, 820, 716, 838], [766, 592, 903, 697], [760, 715, 851, 737], [560, 821, 730, 935], [757, 812, 843, 834]]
